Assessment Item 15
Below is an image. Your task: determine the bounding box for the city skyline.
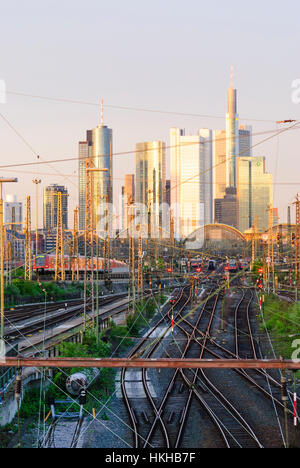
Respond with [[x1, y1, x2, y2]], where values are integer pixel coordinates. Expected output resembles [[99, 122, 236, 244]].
[[1, 78, 276, 238], [1, 1, 300, 230], [2, 1, 300, 450]]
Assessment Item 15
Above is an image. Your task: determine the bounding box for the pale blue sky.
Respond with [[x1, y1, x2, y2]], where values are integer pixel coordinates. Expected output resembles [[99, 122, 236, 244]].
[[1, 0, 300, 226]]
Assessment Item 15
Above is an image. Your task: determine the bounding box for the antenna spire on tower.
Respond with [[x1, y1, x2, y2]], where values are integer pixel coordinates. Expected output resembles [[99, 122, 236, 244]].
[[101, 98, 104, 126], [230, 64, 234, 89]]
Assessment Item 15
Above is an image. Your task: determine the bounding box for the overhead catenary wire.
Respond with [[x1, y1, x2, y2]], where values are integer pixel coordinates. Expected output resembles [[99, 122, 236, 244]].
[[0, 123, 299, 172], [6, 89, 277, 123]]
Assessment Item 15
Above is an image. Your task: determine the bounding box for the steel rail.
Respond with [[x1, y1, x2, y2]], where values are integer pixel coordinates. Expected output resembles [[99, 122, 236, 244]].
[[178, 291, 263, 448], [121, 287, 189, 448]]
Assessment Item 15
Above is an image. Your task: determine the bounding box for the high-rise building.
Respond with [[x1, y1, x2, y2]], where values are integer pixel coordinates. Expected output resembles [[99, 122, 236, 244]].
[[213, 70, 253, 229], [199, 129, 213, 225], [135, 141, 166, 232], [4, 195, 22, 231], [123, 174, 135, 231], [237, 156, 273, 232], [213, 130, 227, 208], [78, 139, 92, 230], [43, 184, 68, 231], [214, 188, 238, 228], [165, 180, 171, 207], [170, 128, 212, 238], [226, 80, 239, 189], [239, 125, 252, 157], [78, 105, 113, 233]]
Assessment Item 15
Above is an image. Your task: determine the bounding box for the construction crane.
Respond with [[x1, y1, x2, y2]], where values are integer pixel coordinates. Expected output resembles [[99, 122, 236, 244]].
[[55, 192, 65, 281], [24, 196, 32, 281]]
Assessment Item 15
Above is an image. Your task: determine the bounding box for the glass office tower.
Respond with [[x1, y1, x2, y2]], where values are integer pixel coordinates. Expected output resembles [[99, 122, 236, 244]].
[[237, 156, 273, 232]]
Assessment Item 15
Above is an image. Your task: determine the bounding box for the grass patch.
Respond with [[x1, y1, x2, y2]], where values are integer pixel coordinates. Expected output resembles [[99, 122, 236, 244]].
[[260, 294, 300, 359]]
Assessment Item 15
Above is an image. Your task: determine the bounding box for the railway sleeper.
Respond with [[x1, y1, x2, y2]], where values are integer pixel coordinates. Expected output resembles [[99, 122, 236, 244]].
[[142, 411, 149, 423], [179, 408, 185, 425], [168, 411, 174, 424]]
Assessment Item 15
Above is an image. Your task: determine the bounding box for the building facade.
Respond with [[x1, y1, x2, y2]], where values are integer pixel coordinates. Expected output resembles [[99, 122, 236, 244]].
[[43, 184, 68, 231], [226, 86, 239, 189], [237, 156, 273, 232], [214, 188, 238, 228], [239, 125, 252, 157], [78, 120, 113, 234], [4, 195, 22, 231], [78, 139, 92, 230], [170, 128, 212, 238], [135, 141, 166, 233]]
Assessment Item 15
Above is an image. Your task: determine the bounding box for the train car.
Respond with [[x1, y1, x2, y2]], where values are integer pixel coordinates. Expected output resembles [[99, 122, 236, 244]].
[[33, 254, 128, 274], [208, 259, 216, 271], [190, 260, 202, 273], [225, 259, 238, 273], [239, 259, 249, 271]]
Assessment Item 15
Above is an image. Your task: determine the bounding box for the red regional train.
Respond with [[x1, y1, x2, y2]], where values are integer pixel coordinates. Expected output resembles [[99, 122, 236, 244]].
[[33, 254, 128, 274], [224, 259, 239, 273]]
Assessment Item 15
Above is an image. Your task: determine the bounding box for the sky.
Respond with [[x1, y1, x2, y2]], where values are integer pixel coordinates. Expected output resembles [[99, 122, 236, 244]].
[[1, 0, 300, 228]]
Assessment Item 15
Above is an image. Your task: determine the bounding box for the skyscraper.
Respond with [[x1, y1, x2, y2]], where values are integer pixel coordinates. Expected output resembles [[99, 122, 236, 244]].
[[4, 195, 22, 231], [213, 69, 254, 229], [43, 184, 68, 231], [239, 125, 252, 157], [135, 141, 166, 232], [199, 129, 213, 225], [226, 71, 239, 189], [237, 156, 273, 232], [213, 129, 227, 202], [78, 103, 113, 233], [78, 139, 92, 230], [214, 188, 238, 228], [165, 180, 171, 207], [170, 128, 212, 238]]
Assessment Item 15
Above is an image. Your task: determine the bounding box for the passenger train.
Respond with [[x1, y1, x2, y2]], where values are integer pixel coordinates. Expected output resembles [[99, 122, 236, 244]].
[[33, 254, 128, 274]]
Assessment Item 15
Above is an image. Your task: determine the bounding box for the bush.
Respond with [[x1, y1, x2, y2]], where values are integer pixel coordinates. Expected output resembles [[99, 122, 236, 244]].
[[261, 295, 300, 358]]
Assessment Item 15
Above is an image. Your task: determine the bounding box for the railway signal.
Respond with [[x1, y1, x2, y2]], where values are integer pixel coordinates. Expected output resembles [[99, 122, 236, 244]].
[[276, 234, 281, 248], [293, 372, 298, 428]]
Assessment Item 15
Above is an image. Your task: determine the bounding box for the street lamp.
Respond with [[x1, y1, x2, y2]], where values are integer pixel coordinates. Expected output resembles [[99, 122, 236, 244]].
[[0, 178, 18, 343]]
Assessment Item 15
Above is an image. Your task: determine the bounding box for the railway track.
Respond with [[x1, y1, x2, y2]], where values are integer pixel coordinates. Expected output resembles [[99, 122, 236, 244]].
[[4, 293, 128, 342], [38, 282, 300, 449], [176, 290, 263, 448], [121, 287, 193, 448], [186, 287, 299, 445], [121, 283, 263, 448]]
